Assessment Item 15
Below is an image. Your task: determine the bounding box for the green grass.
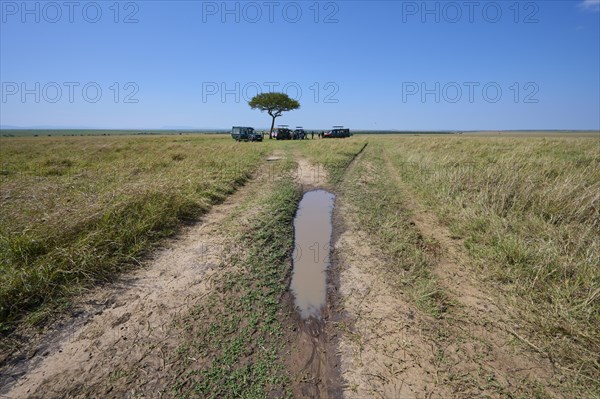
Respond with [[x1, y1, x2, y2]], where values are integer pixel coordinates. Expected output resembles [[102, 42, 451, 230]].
[[2, 132, 596, 396], [170, 158, 299, 398], [0, 135, 269, 331], [0, 133, 367, 395], [296, 137, 368, 184], [339, 142, 450, 318], [0, 134, 368, 334], [337, 135, 599, 396], [379, 135, 599, 392], [169, 141, 368, 398], [255, 136, 368, 185]]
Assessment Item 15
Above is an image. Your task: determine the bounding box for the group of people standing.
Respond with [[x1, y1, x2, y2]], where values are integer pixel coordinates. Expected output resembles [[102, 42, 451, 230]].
[[290, 131, 327, 140]]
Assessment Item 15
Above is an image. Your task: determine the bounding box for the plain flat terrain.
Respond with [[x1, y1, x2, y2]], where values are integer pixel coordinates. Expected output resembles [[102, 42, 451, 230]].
[[0, 133, 598, 398]]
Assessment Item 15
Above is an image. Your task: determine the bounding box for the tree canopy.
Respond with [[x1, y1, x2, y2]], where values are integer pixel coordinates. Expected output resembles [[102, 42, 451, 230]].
[[248, 92, 300, 137]]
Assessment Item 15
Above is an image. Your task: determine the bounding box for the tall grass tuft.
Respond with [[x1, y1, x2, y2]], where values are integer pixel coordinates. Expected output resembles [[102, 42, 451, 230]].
[[0, 135, 269, 332], [383, 136, 599, 389]]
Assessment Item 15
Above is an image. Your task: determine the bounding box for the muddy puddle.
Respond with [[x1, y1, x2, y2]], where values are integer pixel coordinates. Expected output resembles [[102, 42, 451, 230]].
[[290, 189, 336, 319]]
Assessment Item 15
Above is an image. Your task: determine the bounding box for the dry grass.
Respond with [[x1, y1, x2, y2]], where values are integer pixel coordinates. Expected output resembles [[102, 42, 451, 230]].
[[0, 134, 369, 334], [380, 135, 599, 392], [296, 137, 368, 184], [0, 135, 269, 331], [2, 132, 597, 396]]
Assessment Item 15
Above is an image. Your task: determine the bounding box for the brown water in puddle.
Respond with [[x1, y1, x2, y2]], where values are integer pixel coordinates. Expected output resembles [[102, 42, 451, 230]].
[[290, 190, 336, 319]]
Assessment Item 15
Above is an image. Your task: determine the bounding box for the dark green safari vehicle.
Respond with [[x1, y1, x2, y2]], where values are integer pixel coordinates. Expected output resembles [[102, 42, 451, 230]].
[[231, 126, 263, 142]]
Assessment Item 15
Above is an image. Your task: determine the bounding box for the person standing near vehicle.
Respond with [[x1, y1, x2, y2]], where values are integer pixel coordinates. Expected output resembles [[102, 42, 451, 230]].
[[311, 131, 314, 139]]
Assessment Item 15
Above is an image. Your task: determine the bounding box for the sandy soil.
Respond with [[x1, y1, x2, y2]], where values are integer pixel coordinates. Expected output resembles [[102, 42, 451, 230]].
[[332, 149, 561, 398], [401, 196, 558, 390], [382, 151, 560, 397], [295, 157, 328, 190], [0, 155, 342, 399], [1, 150, 564, 398], [0, 163, 271, 398], [334, 198, 453, 399]]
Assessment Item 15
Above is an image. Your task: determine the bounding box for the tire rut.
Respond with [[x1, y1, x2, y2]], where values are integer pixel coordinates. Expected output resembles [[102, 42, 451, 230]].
[[0, 157, 278, 398], [381, 148, 561, 398]]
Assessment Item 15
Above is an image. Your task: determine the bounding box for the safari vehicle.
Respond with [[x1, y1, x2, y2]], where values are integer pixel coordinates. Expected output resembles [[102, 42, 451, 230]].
[[323, 126, 351, 138], [231, 126, 262, 142], [272, 126, 292, 140], [293, 127, 306, 140]]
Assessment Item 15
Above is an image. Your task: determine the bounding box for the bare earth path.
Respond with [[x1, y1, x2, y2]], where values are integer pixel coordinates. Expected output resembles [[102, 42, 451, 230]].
[[334, 145, 562, 398], [381, 149, 560, 397], [1, 154, 342, 399], [334, 154, 452, 398], [0, 162, 274, 398], [1, 144, 567, 398], [285, 156, 343, 399]]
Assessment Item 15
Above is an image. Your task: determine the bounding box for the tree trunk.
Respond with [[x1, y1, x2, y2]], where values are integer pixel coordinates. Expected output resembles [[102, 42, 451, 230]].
[[269, 115, 276, 139]]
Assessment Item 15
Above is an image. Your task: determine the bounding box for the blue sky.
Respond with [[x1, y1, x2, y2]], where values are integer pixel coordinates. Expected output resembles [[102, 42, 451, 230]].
[[1, 0, 599, 130]]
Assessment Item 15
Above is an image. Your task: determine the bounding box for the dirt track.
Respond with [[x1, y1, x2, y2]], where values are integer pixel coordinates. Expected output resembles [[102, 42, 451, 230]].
[[0, 150, 564, 398], [332, 146, 562, 398], [285, 156, 342, 398], [1, 164, 253, 398], [0, 155, 341, 398]]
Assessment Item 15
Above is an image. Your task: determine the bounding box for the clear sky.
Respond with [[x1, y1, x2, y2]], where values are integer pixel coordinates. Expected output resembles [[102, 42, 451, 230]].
[[1, 0, 599, 130]]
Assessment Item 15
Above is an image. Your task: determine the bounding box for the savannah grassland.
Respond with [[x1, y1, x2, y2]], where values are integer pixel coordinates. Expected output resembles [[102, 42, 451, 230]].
[[0, 135, 270, 330], [341, 134, 599, 397], [0, 132, 598, 397]]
